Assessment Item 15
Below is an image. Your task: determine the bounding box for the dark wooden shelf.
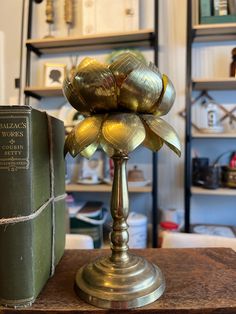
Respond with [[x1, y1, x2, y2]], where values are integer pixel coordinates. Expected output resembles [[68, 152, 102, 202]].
[[192, 132, 236, 138], [192, 78, 236, 90], [66, 183, 152, 193], [191, 186, 236, 196], [26, 29, 155, 56], [24, 86, 63, 99], [192, 23, 236, 42]]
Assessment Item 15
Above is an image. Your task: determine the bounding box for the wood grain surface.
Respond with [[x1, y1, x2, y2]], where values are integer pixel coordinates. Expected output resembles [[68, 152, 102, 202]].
[[1, 248, 236, 313]]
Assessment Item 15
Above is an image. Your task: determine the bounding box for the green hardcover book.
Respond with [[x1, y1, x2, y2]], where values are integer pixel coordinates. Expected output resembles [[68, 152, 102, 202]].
[[199, 0, 213, 17], [200, 14, 236, 23], [0, 105, 66, 307]]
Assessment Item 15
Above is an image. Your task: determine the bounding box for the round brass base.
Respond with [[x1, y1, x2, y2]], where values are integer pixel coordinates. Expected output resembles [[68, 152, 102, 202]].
[[75, 253, 165, 309]]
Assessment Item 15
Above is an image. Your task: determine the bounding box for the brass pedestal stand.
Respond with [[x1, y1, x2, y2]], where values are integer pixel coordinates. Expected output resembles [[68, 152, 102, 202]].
[[75, 155, 165, 309]]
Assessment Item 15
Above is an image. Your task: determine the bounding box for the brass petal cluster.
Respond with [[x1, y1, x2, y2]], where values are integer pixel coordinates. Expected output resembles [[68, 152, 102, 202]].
[[63, 52, 181, 158]]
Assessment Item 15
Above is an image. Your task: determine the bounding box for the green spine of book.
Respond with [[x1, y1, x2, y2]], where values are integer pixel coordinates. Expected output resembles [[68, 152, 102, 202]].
[[200, 0, 213, 17], [0, 105, 66, 307]]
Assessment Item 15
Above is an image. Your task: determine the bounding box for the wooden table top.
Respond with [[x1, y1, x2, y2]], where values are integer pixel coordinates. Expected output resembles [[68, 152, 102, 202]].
[[1, 248, 236, 313]]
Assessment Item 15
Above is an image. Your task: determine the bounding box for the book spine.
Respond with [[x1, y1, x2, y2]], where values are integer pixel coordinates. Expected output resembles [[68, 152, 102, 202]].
[[0, 107, 66, 307], [200, 0, 213, 17], [228, 0, 236, 14], [218, 0, 228, 15], [0, 106, 34, 307], [213, 0, 220, 15]]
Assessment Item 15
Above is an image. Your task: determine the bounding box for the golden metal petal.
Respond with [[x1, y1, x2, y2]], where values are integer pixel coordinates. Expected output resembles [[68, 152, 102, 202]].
[[64, 129, 80, 157], [102, 113, 145, 154], [119, 63, 163, 113], [142, 115, 181, 157], [80, 141, 100, 159], [142, 119, 164, 151], [63, 77, 90, 115], [74, 115, 103, 152], [76, 57, 98, 71], [72, 60, 117, 113], [154, 74, 176, 116], [100, 136, 115, 157], [109, 52, 142, 87]]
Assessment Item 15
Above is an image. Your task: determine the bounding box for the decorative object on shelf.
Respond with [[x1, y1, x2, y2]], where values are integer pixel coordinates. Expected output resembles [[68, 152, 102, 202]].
[[128, 165, 144, 181], [63, 52, 181, 309], [209, 150, 236, 189], [201, 164, 221, 189], [45, 0, 54, 38], [0, 105, 66, 307], [64, 0, 74, 35], [192, 157, 209, 186], [44, 63, 67, 87], [221, 151, 236, 188], [58, 102, 84, 134], [199, 99, 224, 134], [180, 91, 236, 134], [127, 212, 148, 248], [70, 201, 107, 248], [230, 47, 236, 77], [78, 151, 105, 184], [77, 0, 139, 35], [192, 150, 236, 190]]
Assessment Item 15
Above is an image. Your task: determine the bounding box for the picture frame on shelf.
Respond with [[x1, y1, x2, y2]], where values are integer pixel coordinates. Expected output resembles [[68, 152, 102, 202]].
[[78, 151, 105, 185], [44, 63, 67, 87]]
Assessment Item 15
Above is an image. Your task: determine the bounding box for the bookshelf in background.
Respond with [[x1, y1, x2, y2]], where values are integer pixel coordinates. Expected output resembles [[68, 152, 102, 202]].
[[23, 0, 160, 248]]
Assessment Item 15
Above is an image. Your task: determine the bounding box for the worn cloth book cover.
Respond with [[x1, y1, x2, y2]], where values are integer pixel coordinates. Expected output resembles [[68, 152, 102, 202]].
[[0, 105, 66, 307]]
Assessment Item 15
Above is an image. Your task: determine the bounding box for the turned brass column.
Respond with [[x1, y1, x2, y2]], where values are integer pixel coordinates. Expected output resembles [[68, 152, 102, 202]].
[[110, 155, 129, 263]]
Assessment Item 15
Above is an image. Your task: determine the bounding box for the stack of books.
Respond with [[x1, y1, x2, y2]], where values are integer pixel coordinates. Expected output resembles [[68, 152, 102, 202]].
[[199, 0, 236, 24]]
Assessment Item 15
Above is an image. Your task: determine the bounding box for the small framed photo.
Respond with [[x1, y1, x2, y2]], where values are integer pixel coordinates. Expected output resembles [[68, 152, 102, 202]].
[[78, 151, 105, 184], [44, 63, 66, 87]]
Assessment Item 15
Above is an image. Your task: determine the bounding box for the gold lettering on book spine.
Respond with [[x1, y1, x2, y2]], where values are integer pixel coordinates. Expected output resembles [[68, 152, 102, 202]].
[[0, 116, 29, 171]]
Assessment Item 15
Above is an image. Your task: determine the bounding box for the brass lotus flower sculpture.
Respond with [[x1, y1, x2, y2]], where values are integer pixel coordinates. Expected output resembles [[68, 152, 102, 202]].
[[63, 53, 181, 158]]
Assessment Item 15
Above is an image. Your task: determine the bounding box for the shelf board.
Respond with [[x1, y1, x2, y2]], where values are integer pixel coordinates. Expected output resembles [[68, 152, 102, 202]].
[[192, 23, 236, 42], [191, 186, 236, 196], [26, 29, 155, 55], [192, 78, 236, 90], [24, 86, 63, 99], [192, 132, 236, 138], [66, 183, 152, 193]]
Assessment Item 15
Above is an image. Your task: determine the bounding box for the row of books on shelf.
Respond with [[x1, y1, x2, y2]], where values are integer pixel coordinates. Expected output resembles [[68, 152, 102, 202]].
[[199, 0, 236, 24]]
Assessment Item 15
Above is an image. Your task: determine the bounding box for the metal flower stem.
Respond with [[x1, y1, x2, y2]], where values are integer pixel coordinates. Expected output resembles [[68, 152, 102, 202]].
[[110, 154, 129, 263]]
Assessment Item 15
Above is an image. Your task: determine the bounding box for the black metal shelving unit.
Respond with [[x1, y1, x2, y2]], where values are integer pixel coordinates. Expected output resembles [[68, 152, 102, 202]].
[[184, 0, 236, 232], [24, 0, 160, 247]]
